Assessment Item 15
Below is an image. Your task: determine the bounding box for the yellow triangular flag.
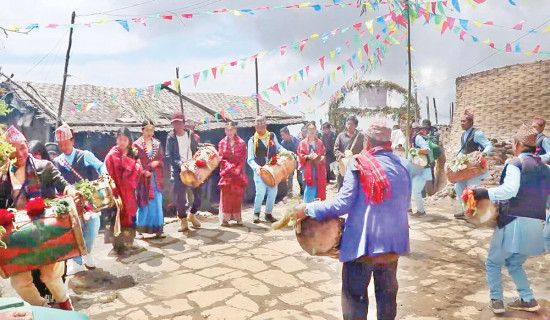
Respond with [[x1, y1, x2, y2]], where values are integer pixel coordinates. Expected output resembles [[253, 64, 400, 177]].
[[329, 51, 336, 60], [293, 73, 298, 81], [310, 34, 319, 39], [482, 39, 490, 44], [473, 20, 482, 27], [365, 20, 374, 34], [331, 71, 336, 81], [174, 79, 180, 89], [365, 3, 373, 11], [357, 49, 363, 62], [300, 2, 313, 8], [544, 24, 550, 32]]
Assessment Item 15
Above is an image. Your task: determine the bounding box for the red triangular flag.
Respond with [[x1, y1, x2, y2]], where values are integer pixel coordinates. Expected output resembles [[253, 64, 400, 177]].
[[319, 56, 325, 70], [511, 20, 524, 30], [441, 21, 449, 34], [353, 22, 363, 31], [299, 40, 308, 52], [270, 84, 281, 95], [533, 45, 541, 53], [363, 44, 369, 55], [211, 67, 217, 79]]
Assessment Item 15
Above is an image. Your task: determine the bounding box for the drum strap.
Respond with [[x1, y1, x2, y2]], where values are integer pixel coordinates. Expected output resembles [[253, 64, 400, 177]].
[[60, 156, 84, 181], [347, 132, 360, 152]]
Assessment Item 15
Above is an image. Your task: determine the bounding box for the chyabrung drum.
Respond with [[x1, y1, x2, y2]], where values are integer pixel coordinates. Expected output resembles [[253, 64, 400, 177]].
[[259, 153, 296, 187], [295, 217, 343, 259], [180, 145, 220, 189], [0, 196, 87, 279]]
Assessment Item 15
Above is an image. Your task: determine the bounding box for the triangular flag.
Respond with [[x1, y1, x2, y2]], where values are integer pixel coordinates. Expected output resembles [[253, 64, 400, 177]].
[[211, 67, 217, 79], [193, 72, 200, 86], [452, 0, 461, 12], [353, 34, 361, 48], [459, 30, 466, 41], [174, 79, 180, 90], [511, 20, 524, 30], [329, 51, 336, 60], [305, 65, 310, 76], [505, 43, 512, 52], [459, 19, 469, 30], [346, 58, 353, 68], [280, 46, 288, 56], [280, 81, 286, 92], [319, 56, 325, 70], [533, 45, 541, 53], [202, 69, 209, 80], [116, 20, 130, 32], [365, 20, 374, 34], [299, 39, 308, 51], [154, 84, 161, 96], [298, 69, 304, 80], [76, 103, 83, 111], [270, 84, 281, 95]]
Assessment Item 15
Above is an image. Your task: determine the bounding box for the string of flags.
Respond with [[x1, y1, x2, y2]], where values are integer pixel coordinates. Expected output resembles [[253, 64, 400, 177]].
[[1, 1, 392, 33], [70, 8, 406, 111]]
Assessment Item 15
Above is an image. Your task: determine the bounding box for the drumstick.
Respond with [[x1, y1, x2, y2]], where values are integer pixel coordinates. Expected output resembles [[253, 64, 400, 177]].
[[272, 209, 295, 230]]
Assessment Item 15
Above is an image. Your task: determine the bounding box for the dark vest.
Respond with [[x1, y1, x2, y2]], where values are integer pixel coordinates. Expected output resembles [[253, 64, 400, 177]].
[[253, 132, 278, 166], [54, 149, 100, 184], [497, 155, 550, 228], [536, 134, 547, 156], [460, 128, 483, 154]]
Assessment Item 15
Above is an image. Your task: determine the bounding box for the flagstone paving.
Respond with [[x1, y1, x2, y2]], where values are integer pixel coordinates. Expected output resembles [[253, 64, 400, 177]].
[[1, 187, 549, 319]]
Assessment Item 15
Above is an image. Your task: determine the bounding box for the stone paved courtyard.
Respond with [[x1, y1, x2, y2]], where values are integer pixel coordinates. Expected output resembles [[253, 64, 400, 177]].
[[1, 185, 549, 319]]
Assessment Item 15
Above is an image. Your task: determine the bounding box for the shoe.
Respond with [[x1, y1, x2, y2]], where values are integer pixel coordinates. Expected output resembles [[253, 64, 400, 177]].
[[154, 233, 166, 239], [409, 211, 426, 217], [507, 298, 541, 312], [253, 213, 260, 224], [488, 300, 505, 314], [66, 260, 85, 275], [454, 212, 467, 220], [235, 219, 243, 226], [82, 254, 96, 270], [220, 221, 229, 227], [188, 214, 201, 228], [58, 297, 74, 311], [178, 219, 189, 232], [265, 214, 278, 223]]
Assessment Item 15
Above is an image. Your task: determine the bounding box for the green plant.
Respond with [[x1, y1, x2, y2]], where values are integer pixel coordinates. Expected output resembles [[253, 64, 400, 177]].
[[0, 225, 6, 249], [75, 179, 97, 203], [45, 198, 71, 217], [0, 131, 15, 167]]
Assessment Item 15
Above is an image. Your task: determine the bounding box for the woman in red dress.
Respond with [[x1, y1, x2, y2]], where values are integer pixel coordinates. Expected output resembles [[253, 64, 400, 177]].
[[297, 122, 327, 202], [105, 128, 142, 253], [218, 121, 248, 226]]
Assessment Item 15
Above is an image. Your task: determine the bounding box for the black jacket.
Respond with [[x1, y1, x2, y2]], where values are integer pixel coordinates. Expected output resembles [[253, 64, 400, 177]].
[[165, 129, 200, 180]]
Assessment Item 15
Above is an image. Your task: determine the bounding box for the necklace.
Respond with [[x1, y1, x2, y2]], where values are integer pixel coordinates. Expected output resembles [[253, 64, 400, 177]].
[[142, 138, 157, 161]]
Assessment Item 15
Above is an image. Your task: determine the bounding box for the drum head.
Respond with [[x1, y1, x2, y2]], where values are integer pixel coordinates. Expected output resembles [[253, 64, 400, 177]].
[[296, 218, 342, 258]]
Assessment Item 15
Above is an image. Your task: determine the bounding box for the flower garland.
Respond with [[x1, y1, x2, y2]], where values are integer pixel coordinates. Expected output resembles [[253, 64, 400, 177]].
[[461, 188, 477, 217]]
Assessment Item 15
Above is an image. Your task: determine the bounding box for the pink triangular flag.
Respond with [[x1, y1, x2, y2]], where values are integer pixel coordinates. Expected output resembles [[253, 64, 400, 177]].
[[347, 58, 353, 68], [533, 45, 541, 53], [193, 72, 200, 86], [270, 84, 281, 95], [280, 46, 288, 56], [299, 40, 308, 52], [459, 30, 466, 41], [319, 56, 325, 70], [447, 17, 455, 29], [212, 67, 217, 79], [511, 20, 524, 30], [305, 65, 310, 76], [505, 43, 512, 52]]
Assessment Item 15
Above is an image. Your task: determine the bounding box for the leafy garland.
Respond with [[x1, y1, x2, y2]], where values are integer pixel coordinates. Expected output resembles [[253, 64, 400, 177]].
[[44, 198, 71, 218], [328, 80, 419, 132], [75, 179, 97, 204], [0, 225, 6, 249]]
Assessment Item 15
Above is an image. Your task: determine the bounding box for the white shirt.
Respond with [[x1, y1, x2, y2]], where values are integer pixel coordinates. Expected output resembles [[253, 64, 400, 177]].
[[176, 132, 192, 162], [391, 129, 406, 149]]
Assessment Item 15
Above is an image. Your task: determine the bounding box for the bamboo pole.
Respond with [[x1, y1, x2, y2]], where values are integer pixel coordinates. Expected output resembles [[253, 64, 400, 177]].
[[405, 4, 412, 154], [57, 11, 76, 128]]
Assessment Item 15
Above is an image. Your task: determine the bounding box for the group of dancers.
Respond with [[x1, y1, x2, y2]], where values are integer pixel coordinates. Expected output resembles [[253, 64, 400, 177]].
[[0, 110, 549, 319]]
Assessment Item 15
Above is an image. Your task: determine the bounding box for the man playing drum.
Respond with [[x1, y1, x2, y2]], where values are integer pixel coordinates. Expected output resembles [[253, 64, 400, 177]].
[[409, 122, 432, 217], [470, 124, 550, 314], [295, 119, 411, 320], [454, 110, 493, 219], [247, 115, 288, 223], [53, 124, 108, 274], [165, 111, 202, 232], [0, 126, 80, 310], [334, 115, 364, 190]]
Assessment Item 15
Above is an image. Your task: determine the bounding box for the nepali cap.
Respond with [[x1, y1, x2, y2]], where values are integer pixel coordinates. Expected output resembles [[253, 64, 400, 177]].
[[55, 124, 73, 142], [255, 115, 267, 127], [5, 125, 26, 144], [515, 123, 538, 147], [462, 109, 474, 120], [532, 117, 546, 127], [366, 118, 391, 142]]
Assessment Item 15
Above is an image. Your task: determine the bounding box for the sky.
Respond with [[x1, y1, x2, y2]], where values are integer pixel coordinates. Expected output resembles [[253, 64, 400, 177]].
[[1, 0, 550, 134]]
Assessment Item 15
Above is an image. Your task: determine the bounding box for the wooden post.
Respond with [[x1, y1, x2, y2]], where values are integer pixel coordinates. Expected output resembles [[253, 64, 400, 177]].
[[426, 96, 430, 121], [175, 67, 185, 115], [405, 4, 412, 154], [255, 58, 260, 116], [433, 98, 439, 125], [56, 11, 76, 128], [450, 102, 455, 125]]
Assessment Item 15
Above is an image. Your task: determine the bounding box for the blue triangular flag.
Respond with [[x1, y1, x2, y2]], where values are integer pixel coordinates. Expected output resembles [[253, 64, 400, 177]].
[[116, 20, 130, 32]]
